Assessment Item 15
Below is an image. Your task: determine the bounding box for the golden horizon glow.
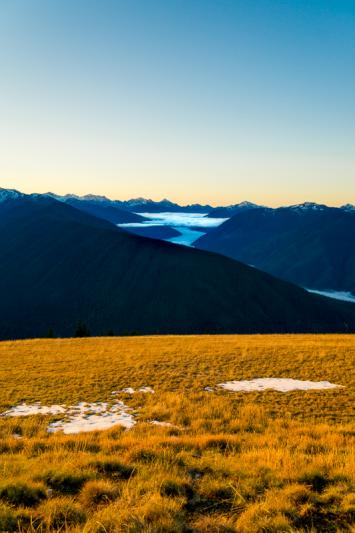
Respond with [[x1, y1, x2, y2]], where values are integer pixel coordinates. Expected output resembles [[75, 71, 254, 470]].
[[1, 1, 354, 208]]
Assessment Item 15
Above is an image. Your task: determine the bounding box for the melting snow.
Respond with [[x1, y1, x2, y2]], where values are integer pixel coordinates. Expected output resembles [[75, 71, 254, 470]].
[[2, 398, 135, 434], [2, 403, 66, 417], [151, 420, 177, 428], [112, 386, 155, 394], [1, 388, 157, 434], [48, 401, 135, 434], [218, 378, 342, 392]]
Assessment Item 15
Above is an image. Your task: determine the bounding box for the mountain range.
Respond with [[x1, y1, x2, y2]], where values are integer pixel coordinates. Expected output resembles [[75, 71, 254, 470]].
[[1, 189, 355, 339], [47, 193, 146, 224], [49, 193, 213, 214], [46, 192, 354, 216], [196, 203, 355, 294], [206, 201, 262, 218]]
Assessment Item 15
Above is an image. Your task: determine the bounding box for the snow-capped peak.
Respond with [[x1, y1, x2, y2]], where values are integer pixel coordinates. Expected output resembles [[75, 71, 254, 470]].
[[45, 193, 112, 204], [0, 188, 25, 202], [341, 203, 355, 211], [160, 198, 176, 205], [45, 193, 80, 201], [221, 201, 261, 211], [81, 194, 111, 202], [289, 202, 326, 211], [236, 201, 260, 209], [125, 198, 154, 206]]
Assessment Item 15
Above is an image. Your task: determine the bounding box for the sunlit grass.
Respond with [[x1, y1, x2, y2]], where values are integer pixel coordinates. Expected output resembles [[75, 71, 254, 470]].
[[0, 334, 353, 531]]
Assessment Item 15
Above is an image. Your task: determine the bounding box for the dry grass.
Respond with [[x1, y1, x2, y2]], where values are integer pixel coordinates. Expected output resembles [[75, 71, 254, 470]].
[[0, 334, 353, 532]]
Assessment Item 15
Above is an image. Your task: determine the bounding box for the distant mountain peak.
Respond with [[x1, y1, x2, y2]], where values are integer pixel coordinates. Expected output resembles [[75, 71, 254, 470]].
[[125, 198, 154, 206], [289, 202, 327, 211], [341, 203, 355, 211], [234, 201, 261, 209], [81, 194, 111, 202], [0, 188, 25, 202], [124, 198, 178, 206], [47, 193, 112, 203], [238, 200, 257, 206], [46, 192, 79, 201], [160, 198, 175, 205]]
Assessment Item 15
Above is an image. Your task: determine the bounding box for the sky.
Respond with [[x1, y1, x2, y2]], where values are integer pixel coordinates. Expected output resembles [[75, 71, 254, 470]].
[[0, 0, 354, 206]]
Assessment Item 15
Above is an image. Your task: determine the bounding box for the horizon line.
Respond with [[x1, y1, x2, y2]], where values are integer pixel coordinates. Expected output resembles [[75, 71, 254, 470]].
[[1, 185, 353, 210]]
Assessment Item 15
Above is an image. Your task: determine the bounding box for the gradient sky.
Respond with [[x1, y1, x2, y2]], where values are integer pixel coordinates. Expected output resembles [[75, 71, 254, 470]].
[[0, 0, 354, 206]]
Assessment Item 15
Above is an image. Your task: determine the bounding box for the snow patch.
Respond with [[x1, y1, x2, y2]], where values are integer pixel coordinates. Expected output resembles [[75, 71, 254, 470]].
[[289, 202, 326, 211], [48, 401, 135, 434], [2, 399, 135, 434], [218, 378, 342, 393], [2, 403, 66, 417], [341, 204, 355, 211], [0, 188, 25, 202], [151, 420, 178, 428], [112, 386, 155, 394]]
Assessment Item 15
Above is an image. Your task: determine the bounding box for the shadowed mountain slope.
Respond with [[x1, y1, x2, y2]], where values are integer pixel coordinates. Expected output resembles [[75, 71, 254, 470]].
[[0, 195, 355, 339], [122, 225, 181, 240], [196, 204, 355, 294]]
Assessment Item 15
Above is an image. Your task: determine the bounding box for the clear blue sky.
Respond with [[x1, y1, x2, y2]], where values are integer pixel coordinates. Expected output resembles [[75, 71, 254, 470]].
[[0, 0, 354, 205]]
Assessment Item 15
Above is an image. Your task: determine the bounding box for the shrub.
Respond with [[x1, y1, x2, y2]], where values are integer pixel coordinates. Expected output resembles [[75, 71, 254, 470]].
[[190, 514, 237, 532], [0, 481, 47, 507], [236, 504, 292, 533], [120, 493, 185, 532], [91, 458, 135, 479], [195, 479, 237, 512], [160, 479, 194, 499], [299, 470, 330, 492], [0, 503, 17, 532], [40, 470, 91, 494], [37, 497, 86, 529], [129, 448, 158, 463], [340, 492, 355, 519], [80, 480, 120, 508]]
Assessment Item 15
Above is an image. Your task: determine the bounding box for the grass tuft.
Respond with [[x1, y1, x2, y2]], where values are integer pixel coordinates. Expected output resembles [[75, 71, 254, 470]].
[[0, 481, 47, 507]]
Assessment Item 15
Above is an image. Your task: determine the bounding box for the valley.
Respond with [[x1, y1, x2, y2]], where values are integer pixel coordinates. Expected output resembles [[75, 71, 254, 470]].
[[1, 191, 355, 340], [118, 211, 228, 246]]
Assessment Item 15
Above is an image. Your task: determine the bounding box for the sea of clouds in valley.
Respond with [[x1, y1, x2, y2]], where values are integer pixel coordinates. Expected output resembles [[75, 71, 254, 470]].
[[119, 212, 228, 246]]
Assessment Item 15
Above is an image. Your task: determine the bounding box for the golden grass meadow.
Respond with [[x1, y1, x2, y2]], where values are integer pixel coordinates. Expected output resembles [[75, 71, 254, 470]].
[[0, 334, 354, 532]]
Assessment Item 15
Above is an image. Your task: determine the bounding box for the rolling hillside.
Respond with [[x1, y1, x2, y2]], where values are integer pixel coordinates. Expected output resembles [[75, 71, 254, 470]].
[[0, 334, 353, 532], [1, 195, 355, 338], [196, 204, 355, 294]]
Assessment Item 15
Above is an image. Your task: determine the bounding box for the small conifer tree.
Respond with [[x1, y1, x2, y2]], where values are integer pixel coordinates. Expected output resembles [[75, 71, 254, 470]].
[[74, 321, 91, 338], [46, 328, 54, 338]]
